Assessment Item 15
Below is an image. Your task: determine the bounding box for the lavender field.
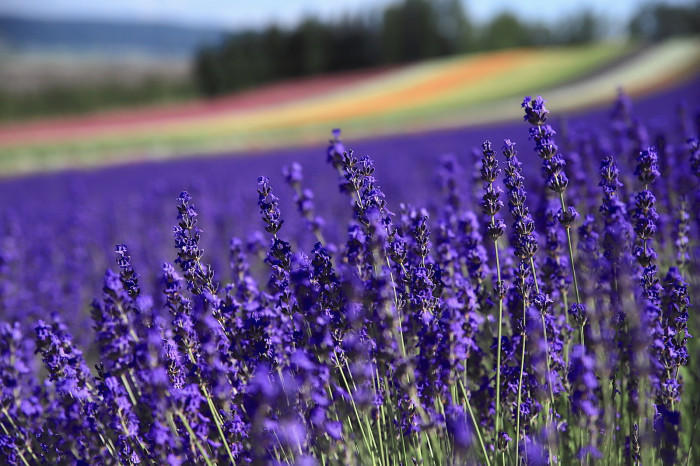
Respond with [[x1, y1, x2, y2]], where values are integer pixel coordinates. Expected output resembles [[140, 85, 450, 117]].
[[0, 75, 699, 465]]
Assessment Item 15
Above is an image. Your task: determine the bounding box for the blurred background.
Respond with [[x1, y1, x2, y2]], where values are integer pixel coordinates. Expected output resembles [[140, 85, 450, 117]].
[[0, 0, 698, 174]]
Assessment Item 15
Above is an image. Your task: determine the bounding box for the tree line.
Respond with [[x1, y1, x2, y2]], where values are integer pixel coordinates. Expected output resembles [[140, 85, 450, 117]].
[[195, 0, 699, 96]]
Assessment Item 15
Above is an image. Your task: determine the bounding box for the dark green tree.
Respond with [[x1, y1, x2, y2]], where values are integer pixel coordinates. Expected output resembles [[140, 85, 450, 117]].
[[629, 2, 700, 40]]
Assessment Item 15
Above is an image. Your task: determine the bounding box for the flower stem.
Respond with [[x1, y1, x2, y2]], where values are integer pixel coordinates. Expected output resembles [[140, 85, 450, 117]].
[[203, 386, 236, 464], [185, 347, 235, 463], [558, 193, 582, 322], [176, 411, 215, 466], [515, 300, 527, 465], [0, 418, 30, 466], [493, 232, 504, 451], [459, 379, 491, 466], [333, 349, 377, 464]]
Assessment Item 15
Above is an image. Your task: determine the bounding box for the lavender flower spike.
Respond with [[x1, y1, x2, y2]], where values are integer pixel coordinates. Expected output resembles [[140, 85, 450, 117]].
[[480, 139, 506, 451], [522, 95, 583, 345]]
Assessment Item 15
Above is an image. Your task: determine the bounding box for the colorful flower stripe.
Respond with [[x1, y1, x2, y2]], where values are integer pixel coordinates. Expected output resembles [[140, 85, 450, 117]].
[[0, 39, 698, 175]]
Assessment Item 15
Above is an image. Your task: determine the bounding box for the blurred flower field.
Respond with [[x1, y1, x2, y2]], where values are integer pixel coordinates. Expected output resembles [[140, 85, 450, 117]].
[[0, 38, 697, 174]]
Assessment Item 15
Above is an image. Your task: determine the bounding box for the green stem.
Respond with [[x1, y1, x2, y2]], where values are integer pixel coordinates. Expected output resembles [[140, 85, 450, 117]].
[[375, 370, 388, 466], [493, 233, 504, 449], [185, 348, 234, 463], [385, 254, 408, 361], [344, 359, 379, 454], [0, 419, 30, 466], [271, 430, 292, 464], [540, 315, 557, 408], [334, 350, 377, 465], [529, 257, 540, 294], [530, 254, 556, 462], [540, 313, 557, 464], [204, 387, 236, 464], [176, 411, 214, 466], [558, 193, 582, 306], [120, 373, 139, 408], [459, 379, 491, 466], [2, 408, 40, 463], [424, 431, 435, 463], [515, 301, 527, 465]]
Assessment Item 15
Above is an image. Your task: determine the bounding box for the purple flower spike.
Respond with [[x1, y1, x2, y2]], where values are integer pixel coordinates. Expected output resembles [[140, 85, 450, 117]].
[[257, 176, 284, 235], [114, 243, 140, 299], [522, 96, 549, 125]]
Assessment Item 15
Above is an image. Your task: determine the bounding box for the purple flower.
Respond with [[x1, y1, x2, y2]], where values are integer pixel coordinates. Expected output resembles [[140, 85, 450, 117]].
[[173, 191, 216, 295], [90, 268, 140, 375], [257, 176, 284, 235], [659, 267, 689, 406], [480, 140, 505, 241], [522, 96, 548, 126], [282, 163, 325, 241], [446, 403, 473, 453], [114, 244, 140, 298], [34, 317, 107, 461], [689, 137, 700, 179], [634, 147, 660, 185], [568, 345, 598, 418], [327, 128, 346, 169], [674, 197, 690, 267], [502, 139, 538, 262]]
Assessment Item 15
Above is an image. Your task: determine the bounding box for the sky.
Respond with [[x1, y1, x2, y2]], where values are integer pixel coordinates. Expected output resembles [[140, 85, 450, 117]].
[[0, 0, 693, 29]]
